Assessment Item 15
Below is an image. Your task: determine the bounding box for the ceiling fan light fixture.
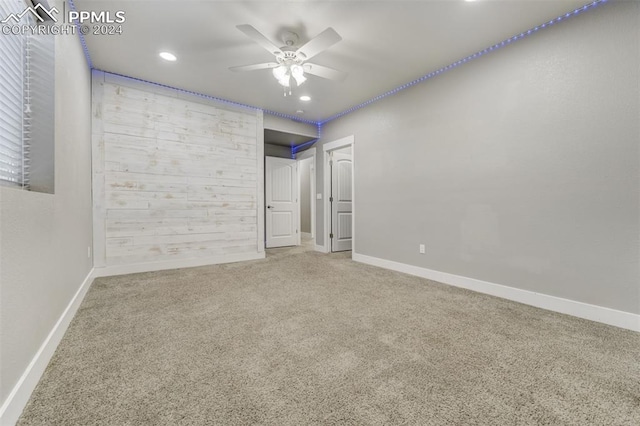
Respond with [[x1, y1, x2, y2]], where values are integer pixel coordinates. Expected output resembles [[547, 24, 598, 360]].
[[291, 65, 306, 86], [273, 65, 293, 87], [293, 73, 306, 86], [273, 63, 307, 88], [278, 77, 291, 87], [272, 65, 288, 80]]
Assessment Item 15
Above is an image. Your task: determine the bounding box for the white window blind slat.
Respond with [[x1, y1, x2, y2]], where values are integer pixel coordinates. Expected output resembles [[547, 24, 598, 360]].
[[0, 83, 20, 101], [0, 37, 22, 57], [0, 150, 22, 163], [0, 146, 22, 160], [0, 156, 21, 166], [0, 91, 21, 110], [0, 119, 21, 138], [0, 64, 22, 86]]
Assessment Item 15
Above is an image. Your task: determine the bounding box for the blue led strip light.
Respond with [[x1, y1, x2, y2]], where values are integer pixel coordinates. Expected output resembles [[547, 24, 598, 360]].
[[94, 69, 319, 125], [67, 0, 93, 68], [320, 0, 608, 125], [291, 121, 323, 155], [292, 138, 319, 156], [71, 0, 607, 131], [263, 109, 317, 125], [67, 2, 315, 124], [96, 69, 259, 111]]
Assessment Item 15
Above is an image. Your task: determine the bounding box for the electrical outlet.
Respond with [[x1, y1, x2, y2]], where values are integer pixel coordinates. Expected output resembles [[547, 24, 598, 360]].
[[419, 244, 425, 254]]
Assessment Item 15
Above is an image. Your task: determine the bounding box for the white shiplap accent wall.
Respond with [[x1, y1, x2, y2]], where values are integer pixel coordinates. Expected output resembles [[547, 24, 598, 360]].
[[92, 71, 264, 275]]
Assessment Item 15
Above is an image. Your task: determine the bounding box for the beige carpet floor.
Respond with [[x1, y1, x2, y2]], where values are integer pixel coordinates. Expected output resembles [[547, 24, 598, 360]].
[[18, 245, 640, 425]]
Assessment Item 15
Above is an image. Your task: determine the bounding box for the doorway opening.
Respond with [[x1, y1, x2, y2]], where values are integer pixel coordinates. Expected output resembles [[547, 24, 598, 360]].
[[323, 136, 354, 254], [296, 147, 316, 250]]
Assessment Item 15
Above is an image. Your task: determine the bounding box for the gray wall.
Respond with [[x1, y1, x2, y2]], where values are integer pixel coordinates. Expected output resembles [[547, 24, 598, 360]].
[[265, 143, 292, 159], [300, 157, 312, 234], [264, 115, 317, 138], [0, 6, 93, 409], [319, 1, 639, 314]]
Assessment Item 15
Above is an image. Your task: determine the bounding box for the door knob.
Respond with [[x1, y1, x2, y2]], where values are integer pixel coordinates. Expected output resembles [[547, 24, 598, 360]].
[[267, 205, 273, 209]]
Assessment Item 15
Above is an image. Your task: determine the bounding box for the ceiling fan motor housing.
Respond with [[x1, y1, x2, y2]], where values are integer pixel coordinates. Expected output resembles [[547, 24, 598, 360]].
[[277, 50, 304, 65], [281, 31, 299, 47]]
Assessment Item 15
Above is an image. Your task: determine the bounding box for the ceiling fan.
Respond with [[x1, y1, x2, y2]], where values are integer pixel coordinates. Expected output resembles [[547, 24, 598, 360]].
[[230, 24, 347, 95]]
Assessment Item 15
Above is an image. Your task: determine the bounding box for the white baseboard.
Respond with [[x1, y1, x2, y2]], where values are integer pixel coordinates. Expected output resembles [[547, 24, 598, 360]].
[[93, 252, 265, 278], [0, 268, 97, 426], [314, 244, 328, 253], [353, 253, 640, 333]]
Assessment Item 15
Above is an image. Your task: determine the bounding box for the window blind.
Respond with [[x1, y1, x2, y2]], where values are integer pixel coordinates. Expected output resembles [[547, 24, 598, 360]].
[[0, 0, 28, 188]]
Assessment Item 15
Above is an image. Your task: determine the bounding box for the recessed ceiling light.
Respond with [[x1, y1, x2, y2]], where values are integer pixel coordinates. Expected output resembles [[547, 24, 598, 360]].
[[159, 52, 177, 61], [299, 95, 311, 102], [296, 110, 304, 114], [465, 0, 477, 2]]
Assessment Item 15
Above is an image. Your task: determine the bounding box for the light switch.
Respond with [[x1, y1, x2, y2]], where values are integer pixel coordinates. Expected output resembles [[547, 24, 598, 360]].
[[317, 193, 322, 200]]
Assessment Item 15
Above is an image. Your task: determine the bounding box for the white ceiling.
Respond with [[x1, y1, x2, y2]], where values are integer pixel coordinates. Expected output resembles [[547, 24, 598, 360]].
[[76, 0, 591, 122]]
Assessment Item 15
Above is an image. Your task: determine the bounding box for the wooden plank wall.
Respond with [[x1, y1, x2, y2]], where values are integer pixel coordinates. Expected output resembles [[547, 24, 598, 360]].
[[92, 71, 264, 271]]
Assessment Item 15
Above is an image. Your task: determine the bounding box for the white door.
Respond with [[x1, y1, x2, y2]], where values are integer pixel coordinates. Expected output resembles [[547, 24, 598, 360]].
[[330, 151, 352, 252], [266, 156, 298, 248]]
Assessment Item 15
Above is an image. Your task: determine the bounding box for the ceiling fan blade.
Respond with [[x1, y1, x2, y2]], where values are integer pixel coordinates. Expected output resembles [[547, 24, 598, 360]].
[[303, 63, 347, 81], [229, 62, 280, 72], [296, 28, 342, 60], [236, 24, 283, 56]]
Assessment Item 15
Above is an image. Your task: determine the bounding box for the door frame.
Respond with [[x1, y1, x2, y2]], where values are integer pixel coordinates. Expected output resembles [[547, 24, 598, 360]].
[[296, 147, 316, 245], [322, 135, 355, 255]]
